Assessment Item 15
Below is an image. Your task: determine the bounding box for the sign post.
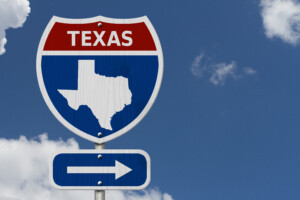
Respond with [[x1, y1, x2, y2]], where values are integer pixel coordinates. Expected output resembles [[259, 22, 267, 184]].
[[37, 15, 163, 199], [95, 143, 105, 200]]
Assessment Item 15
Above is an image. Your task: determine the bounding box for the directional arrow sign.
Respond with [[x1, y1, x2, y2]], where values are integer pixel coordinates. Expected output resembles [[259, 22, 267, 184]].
[[50, 150, 150, 190], [67, 160, 133, 180]]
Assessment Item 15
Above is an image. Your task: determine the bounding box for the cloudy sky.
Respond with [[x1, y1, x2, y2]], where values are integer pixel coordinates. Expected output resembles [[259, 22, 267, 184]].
[[2, 0, 300, 199]]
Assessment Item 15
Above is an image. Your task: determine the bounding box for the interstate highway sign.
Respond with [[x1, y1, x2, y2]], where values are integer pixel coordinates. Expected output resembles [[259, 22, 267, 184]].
[[36, 16, 163, 143], [50, 150, 150, 190]]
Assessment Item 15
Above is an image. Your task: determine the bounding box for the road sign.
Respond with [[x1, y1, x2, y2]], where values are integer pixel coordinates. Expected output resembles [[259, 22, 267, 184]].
[[36, 16, 163, 144], [50, 150, 150, 190]]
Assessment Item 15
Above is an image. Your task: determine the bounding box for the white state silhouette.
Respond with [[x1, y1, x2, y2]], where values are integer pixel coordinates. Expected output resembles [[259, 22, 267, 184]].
[[58, 60, 132, 131]]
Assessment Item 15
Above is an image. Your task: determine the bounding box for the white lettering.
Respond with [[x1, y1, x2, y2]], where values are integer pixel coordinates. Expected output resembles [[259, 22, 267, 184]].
[[122, 31, 132, 46], [67, 30, 133, 47], [67, 31, 80, 46], [82, 31, 92, 46], [107, 31, 121, 46], [93, 31, 106, 46]]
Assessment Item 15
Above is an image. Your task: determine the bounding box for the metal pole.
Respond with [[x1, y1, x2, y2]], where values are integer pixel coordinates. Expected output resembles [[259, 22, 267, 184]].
[[95, 143, 105, 200]]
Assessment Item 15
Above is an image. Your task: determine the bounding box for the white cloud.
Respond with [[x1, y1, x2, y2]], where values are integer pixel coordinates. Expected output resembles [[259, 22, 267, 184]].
[[0, 0, 30, 55], [0, 134, 173, 200], [243, 67, 257, 75], [191, 53, 206, 78], [191, 53, 255, 86], [209, 62, 237, 86], [260, 0, 300, 45]]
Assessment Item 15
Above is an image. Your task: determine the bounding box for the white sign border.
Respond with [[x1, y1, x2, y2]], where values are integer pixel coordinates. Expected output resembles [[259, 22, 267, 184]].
[[49, 149, 151, 190], [36, 16, 164, 144]]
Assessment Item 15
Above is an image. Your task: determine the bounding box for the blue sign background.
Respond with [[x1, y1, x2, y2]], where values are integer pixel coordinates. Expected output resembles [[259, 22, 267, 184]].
[[42, 55, 158, 138], [53, 152, 148, 187]]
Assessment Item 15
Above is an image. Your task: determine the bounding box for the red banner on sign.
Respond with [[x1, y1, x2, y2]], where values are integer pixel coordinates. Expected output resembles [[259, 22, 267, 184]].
[[44, 22, 156, 51]]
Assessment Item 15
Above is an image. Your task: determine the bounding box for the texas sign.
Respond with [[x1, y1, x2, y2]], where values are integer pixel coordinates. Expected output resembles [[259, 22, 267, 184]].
[[36, 16, 163, 144]]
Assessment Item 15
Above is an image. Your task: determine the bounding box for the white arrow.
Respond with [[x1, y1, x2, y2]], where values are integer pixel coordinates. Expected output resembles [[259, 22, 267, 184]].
[[67, 160, 132, 180]]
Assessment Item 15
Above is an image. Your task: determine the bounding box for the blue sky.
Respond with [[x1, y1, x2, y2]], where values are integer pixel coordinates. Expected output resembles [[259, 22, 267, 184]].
[[2, 0, 300, 199]]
